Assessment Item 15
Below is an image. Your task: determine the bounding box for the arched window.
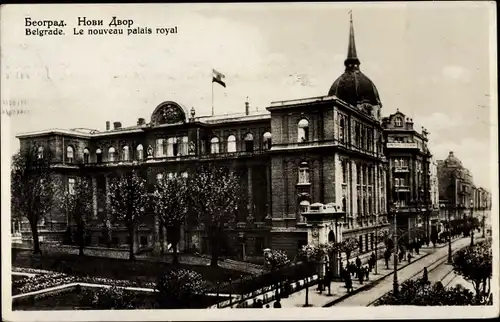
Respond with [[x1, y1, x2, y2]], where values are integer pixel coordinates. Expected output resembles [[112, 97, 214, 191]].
[[299, 200, 310, 223], [263, 132, 272, 150], [298, 119, 309, 142], [394, 159, 400, 168], [108, 147, 116, 162], [342, 197, 347, 212], [244, 133, 254, 152], [298, 161, 310, 184], [395, 178, 400, 186], [395, 117, 402, 127], [210, 137, 220, 154], [136, 144, 144, 161], [66, 146, 74, 164], [227, 135, 236, 153], [37, 146, 44, 159], [122, 146, 130, 161], [96, 148, 102, 163], [83, 148, 90, 164], [339, 117, 345, 143]]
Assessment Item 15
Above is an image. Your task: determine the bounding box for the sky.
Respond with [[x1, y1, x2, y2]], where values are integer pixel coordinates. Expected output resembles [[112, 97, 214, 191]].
[[1, 2, 496, 191]]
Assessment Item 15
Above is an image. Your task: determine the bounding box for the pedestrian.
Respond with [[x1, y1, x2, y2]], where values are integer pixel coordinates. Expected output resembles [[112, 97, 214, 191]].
[[415, 244, 420, 255], [273, 297, 281, 308], [257, 299, 263, 308], [408, 252, 413, 263], [324, 269, 332, 295], [252, 299, 258, 308], [384, 250, 390, 269], [364, 265, 369, 281], [355, 256, 361, 270], [358, 268, 364, 284], [422, 267, 429, 285], [345, 275, 353, 293]]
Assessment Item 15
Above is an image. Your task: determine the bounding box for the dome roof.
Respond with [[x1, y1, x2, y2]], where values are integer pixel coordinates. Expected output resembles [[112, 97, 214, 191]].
[[328, 13, 382, 107], [328, 70, 381, 106], [445, 151, 463, 167]]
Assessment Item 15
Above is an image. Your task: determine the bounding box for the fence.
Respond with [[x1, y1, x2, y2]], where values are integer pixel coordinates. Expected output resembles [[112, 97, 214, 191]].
[[205, 262, 316, 308]]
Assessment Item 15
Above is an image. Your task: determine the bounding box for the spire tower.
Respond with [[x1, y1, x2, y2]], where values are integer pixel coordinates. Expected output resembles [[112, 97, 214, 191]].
[[345, 11, 360, 70]]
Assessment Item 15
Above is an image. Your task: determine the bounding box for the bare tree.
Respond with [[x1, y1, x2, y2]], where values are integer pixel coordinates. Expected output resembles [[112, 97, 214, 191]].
[[60, 177, 93, 256], [152, 174, 189, 265], [188, 164, 241, 267], [108, 171, 148, 260], [11, 147, 57, 254]]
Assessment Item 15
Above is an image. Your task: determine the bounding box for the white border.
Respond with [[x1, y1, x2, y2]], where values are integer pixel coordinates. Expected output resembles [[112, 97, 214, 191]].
[[2, 2, 499, 321]]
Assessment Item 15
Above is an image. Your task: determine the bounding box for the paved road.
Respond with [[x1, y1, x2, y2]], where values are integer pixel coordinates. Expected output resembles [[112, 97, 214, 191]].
[[334, 237, 476, 306]]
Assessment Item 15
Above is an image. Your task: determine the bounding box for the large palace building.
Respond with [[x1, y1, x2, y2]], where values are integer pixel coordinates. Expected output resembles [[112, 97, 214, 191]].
[[14, 17, 394, 260]]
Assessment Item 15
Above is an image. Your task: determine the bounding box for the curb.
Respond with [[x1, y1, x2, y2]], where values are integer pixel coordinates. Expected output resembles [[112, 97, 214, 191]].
[[323, 237, 469, 307], [322, 252, 430, 307]]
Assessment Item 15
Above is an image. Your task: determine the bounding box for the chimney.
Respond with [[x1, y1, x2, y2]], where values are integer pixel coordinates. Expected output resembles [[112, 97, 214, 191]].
[[113, 122, 122, 130], [245, 101, 250, 115], [137, 118, 145, 126], [106, 121, 110, 131], [406, 118, 414, 130]]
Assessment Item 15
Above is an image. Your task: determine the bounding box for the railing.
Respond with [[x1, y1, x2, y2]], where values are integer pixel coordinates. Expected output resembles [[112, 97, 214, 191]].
[[394, 166, 409, 172], [272, 139, 382, 158]]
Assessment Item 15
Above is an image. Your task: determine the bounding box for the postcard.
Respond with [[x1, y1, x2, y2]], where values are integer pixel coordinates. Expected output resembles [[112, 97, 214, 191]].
[[1, 2, 498, 321]]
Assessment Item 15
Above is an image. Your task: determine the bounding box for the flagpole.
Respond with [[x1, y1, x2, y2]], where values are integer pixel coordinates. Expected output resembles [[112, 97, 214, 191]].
[[212, 78, 214, 116]]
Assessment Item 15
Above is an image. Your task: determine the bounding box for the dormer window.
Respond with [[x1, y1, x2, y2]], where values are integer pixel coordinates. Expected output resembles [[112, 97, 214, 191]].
[[395, 117, 403, 127], [297, 119, 309, 142], [66, 146, 74, 164], [244, 133, 254, 152], [298, 161, 310, 184]]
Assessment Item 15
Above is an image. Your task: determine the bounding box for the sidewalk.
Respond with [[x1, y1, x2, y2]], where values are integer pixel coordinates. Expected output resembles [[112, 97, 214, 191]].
[[273, 236, 470, 308], [276, 250, 428, 308]]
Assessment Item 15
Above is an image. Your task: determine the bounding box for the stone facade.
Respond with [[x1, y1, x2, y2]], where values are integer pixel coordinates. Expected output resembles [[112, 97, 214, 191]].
[[14, 16, 398, 261], [381, 110, 435, 243]]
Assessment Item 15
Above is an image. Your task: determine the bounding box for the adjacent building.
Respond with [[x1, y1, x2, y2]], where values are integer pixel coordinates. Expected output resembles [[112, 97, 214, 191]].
[[436, 151, 490, 234], [381, 110, 435, 243]]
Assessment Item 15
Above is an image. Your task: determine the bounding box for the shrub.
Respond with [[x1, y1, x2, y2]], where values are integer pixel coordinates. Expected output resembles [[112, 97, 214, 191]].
[[156, 269, 208, 308]]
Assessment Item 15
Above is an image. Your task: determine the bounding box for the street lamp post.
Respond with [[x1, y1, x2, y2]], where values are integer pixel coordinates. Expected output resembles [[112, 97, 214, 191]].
[[470, 200, 474, 247], [482, 208, 486, 238], [392, 206, 399, 295]]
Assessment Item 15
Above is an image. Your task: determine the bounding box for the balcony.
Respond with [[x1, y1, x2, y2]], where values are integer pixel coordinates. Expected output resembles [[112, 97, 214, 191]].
[[386, 142, 418, 149], [394, 166, 409, 173], [394, 185, 410, 192]]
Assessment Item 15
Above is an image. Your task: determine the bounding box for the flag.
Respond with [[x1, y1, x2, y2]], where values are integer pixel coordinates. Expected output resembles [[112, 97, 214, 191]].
[[212, 69, 226, 88]]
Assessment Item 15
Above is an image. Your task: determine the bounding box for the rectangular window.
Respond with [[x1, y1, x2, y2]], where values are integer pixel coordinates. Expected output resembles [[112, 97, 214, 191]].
[[68, 178, 76, 195], [298, 168, 310, 184]]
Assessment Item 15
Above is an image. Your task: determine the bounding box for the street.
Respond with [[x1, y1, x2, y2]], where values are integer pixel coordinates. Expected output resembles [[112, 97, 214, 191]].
[[334, 237, 477, 306]]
